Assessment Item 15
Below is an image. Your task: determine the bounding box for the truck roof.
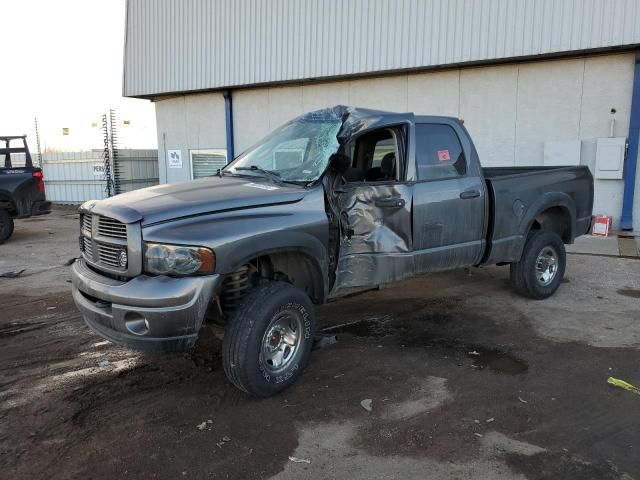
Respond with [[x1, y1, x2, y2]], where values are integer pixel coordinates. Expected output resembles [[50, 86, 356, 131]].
[[307, 106, 461, 143], [0, 135, 28, 141], [322, 105, 459, 123]]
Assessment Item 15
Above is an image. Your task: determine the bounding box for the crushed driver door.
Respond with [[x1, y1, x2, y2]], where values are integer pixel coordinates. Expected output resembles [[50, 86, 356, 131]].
[[332, 125, 414, 289]]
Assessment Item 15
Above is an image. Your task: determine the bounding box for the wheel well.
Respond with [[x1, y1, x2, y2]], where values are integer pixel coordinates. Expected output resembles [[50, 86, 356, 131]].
[[530, 206, 572, 243], [220, 252, 324, 316], [263, 251, 324, 304], [0, 193, 16, 215]]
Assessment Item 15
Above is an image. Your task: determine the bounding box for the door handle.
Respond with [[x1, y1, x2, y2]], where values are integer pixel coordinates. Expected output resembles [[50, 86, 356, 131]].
[[460, 189, 481, 199], [375, 197, 406, 208]]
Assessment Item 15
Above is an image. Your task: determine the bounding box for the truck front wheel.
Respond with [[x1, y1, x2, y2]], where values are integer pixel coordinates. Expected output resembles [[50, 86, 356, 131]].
[[0, 209, 14, 244], [510, 231, 566, 299], [222, 281, 316, 397]]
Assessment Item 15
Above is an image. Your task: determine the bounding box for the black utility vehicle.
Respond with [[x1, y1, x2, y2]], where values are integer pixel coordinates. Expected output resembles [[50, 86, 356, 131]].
[[0, 136, 51, 243]]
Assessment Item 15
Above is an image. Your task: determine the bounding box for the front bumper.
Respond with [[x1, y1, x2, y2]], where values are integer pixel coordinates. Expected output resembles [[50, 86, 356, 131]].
[[71, 259, 221, 351]]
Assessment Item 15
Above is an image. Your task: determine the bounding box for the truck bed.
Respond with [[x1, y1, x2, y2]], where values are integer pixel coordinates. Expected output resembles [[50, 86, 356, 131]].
[[481, 165, 594, 265], [0, 166, 50, 217]]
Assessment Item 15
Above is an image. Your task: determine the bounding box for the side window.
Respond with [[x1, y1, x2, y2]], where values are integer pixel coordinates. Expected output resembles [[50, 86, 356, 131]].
[[344, 128, 401, 183], [416, 124, 466, 181], [371, 137, 396, 168]]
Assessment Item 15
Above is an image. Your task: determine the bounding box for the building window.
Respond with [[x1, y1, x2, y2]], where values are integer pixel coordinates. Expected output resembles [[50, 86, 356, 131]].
[[272, 138, 308, 170], [415, 124, 466, 180], [190, 149, 227, 179]]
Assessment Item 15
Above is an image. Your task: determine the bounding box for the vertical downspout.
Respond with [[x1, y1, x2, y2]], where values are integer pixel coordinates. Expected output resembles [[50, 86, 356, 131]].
[[621, 51, 640, 230], [223, 90, 235, 164]]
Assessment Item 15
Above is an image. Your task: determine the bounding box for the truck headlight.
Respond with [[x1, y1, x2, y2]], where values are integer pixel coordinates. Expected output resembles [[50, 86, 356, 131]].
[[144, 243, 215, 276]]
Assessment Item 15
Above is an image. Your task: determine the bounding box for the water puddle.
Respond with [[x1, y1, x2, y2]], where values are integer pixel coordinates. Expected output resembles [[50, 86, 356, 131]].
[[468, 348, 528, 375], [323, 317, 528, 375], [322, 317, 394, 338]]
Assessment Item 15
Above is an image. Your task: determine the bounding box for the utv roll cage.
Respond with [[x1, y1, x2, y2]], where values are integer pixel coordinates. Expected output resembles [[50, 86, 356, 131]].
[[0, 135, 33, 168]]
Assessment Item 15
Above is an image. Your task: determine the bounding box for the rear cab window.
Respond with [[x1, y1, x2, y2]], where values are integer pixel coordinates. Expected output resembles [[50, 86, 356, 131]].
[[415, 124, 466, 181]]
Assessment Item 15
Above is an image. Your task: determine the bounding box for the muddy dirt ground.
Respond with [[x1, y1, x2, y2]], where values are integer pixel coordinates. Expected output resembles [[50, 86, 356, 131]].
[[1, 207, 639, 480]]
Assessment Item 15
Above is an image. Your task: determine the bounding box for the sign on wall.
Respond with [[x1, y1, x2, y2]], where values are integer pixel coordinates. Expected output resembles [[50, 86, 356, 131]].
[[167, 149, 183, 168], [93, 164, 106, 176]]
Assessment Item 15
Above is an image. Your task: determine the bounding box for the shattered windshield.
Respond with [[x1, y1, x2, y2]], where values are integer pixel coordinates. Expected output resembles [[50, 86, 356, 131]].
[[225, 109, 343, 183]]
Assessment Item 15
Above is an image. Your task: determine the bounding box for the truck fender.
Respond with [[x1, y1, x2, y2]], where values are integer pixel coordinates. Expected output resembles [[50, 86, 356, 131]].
[[0, 190, 16, 211]]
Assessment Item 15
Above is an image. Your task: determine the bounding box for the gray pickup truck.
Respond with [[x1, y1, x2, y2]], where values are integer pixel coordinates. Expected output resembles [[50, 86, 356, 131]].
[[71, 106, 593, 396]]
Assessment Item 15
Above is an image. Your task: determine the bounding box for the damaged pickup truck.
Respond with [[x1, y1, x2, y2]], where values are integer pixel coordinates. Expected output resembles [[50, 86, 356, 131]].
[[71, 106, 593, 396]]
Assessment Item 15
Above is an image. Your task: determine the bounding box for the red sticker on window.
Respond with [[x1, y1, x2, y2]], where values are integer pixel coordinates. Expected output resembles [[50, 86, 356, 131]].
[[437, 149, 451, 161]]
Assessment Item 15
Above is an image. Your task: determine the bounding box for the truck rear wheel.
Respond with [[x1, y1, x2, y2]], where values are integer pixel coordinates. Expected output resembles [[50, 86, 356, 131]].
[[222, 281, 316, 397], [510, 230, 566, 299], [0, 209, 14, 244]]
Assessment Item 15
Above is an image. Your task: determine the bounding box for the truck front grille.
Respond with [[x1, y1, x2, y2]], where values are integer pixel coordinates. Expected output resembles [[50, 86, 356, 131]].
[[98, 216, 127, 239], [80, 213, 129, 273], [96, 241, 127, 268]]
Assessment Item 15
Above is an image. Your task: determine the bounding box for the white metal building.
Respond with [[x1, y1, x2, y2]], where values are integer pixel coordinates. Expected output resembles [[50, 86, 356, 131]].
[[123, 0, 640, 230]]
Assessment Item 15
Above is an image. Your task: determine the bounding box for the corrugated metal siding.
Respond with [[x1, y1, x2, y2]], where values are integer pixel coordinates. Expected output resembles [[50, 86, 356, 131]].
[[41, 150, 159, 203], [42, 152, 108, 203], [124, 0, 640, 97]]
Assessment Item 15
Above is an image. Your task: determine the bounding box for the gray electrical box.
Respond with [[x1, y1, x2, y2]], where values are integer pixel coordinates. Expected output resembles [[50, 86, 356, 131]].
[[595, 137, 626, 180]]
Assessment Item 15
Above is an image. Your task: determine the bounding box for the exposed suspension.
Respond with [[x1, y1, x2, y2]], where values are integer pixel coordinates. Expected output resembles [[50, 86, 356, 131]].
[[221, 264, 254, 312]]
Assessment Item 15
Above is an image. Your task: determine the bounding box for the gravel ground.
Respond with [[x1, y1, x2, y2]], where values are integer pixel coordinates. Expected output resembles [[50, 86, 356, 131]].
[[1, 207, 639, 480]]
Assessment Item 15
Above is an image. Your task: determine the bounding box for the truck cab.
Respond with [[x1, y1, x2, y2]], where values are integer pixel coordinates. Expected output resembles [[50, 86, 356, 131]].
[[328, 112, 489, 290]]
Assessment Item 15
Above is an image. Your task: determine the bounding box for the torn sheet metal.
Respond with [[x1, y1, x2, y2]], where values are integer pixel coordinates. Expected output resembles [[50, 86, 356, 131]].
[[332, 184, 414, 289], [336, 185, 412, 254], [295, 104, 413, 148], [335, 106, 414, 146]]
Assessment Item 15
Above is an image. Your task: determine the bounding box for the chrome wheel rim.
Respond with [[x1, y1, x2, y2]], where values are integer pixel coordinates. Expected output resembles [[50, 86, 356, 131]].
[[260, 311, 303, 373], [535, 246, 559, 286]]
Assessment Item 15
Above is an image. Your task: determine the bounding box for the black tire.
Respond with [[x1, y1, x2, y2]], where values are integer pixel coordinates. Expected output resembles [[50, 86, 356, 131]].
[[0, 209, 14, 245], [223, 281, 316, 397], [510, 230, 566, 299]]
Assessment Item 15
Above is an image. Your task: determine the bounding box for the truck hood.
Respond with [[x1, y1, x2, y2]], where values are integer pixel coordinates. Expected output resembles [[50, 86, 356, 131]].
[[84, 176, 306, 225]]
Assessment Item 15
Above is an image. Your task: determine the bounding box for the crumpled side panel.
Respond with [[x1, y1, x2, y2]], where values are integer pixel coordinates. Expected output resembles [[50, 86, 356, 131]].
[[335, 252, 415, 289], [332, 184, 413, 290], [337, 185, 412, 255]]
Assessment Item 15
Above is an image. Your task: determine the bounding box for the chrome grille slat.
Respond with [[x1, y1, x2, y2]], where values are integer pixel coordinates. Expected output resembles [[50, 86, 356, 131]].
[[97, 243, 125, 252], [81, 213, 92, 234], [82, 236, 93, 258]]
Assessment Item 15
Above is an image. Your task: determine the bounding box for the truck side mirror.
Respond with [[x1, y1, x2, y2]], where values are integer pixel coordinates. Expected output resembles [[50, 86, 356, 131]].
[[329, 153, 350, 174]]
